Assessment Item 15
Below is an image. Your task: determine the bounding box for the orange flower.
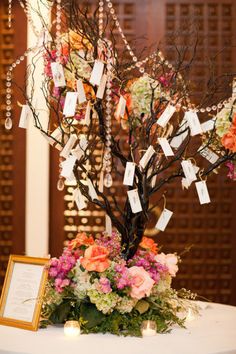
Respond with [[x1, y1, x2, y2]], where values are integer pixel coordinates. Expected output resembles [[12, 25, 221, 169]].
[[80, 245, 110, 272], [68, 232, 94, 251], [221, 129, 236, 152], [139, 237, 158, 254]]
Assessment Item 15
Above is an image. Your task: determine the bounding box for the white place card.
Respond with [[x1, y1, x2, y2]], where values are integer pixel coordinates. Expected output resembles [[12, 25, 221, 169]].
[[139, 146, 155, 169], [123, 162, 135, 186], [89, 60, 104, 86], [232, 77, 236, 98], [51, 62, 66, 87], [98, 171, 104, 193], [170, 119, 189, 149], [19, 105, 31, 129], [63, 92, 78, 117], [60, 155, 77, 178], [156, 104, 176, 128], [182, 177, 191, 190], [77, 79, 87, 104], [199, 146, 219, 164], [195, 180, 211, 205], [127, 189, 143, 213], [185, 111, 202, 136], [116, 96, 126, 118], [105, 214, 112, 236], [60, 134, 77, 158], [201, 119, 215, 133], [87, 178, 98, 200], [155, 208, 173, 232], [73, 187, 87, 210], [84, 102, 91, 126], [181, 160, 197, 183], [158, 138, 174, 157], [96, 74, 107, 99]]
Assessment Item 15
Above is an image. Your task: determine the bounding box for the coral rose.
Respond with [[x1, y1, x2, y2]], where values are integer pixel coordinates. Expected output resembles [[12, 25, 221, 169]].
[[155, 253, 179, 277], [221, 130, 236, 152], [128, 266, 155, 300], [80, 245, 110, 272], [68, 232, 94, 251], [139, 236, 158, 254]]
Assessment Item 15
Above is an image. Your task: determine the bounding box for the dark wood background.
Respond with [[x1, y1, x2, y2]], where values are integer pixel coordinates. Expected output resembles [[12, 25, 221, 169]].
[[1, 0, 236, 305]]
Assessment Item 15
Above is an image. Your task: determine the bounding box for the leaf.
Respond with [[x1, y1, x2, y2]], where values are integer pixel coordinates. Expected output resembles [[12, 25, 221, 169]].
[[135, 300, 150, 314], [49, 301, 71, 324], [80, 302, 106, 329]]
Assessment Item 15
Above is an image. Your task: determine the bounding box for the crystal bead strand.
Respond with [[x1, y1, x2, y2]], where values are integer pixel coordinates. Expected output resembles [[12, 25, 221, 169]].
[[19, 0, 39, 36], [98, 1, 104, 37], [8, 0, 12, 28], [55, 0, 62, 62], [103, 40, 113, 188]]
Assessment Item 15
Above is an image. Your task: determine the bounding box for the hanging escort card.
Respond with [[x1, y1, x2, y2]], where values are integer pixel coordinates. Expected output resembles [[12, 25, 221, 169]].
[[77, 79, 87, 104], [63, 92, 78, 117], [158, 138, 174, 157], [182, 177, 191, 190], [96, 74, 108, 99], [60, 134, 77, 159], [170, 118, 189, 149], [201, 119, 215, 133], [185, 111, 202, 136], [115, 96, 126, 119], [89, 60, 104, 86], [19, 105, 31, 129], [155, 208, 173, 232], [181, 160, 197, 183], [87, 178, 98, 200], [156, 104, 176, 128], [73, 187, 87, 210], [105, 214, 112, 236], [139, 146, 155, 170], [60, 155, 77, 178], [195, 180, 211, 205], [84, 102, 91, 126], [198, 146, 219, 164], [123, 162, 135, 186], [51, 62, 66, 87], [98, 171, 104, 193], [127, 189, 143, 213]]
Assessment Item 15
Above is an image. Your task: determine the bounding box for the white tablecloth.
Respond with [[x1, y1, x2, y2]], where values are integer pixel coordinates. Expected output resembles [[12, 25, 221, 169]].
[[0, 302, 236, 354]]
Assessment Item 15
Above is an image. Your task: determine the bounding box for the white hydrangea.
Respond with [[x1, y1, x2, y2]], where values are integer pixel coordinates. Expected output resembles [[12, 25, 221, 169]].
[[115, 296, 137, 314], [87, 289, 120, 314], [73, 263, 93, 299]]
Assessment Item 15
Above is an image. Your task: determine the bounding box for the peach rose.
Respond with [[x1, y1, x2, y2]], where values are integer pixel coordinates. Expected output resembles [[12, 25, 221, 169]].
[[80, 245, 110, 272], [139, 237, 158, 254], [221, 130, 236, 152], [155, 253, 179, 277], [128, 266, 155, 300], [68, 232, 94, 251]]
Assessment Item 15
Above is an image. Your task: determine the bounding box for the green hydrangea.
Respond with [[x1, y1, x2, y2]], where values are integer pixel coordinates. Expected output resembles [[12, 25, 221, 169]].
[[88, 289, 120, 314], [215, 104, 232, 137], [115, 296, 137, 314], [64, 50, 92, 82]]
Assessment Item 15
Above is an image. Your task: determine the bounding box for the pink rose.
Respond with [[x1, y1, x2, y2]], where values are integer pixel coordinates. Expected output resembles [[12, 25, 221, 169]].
[[155, 253, 179, 277], [128, 266, 155, 300]]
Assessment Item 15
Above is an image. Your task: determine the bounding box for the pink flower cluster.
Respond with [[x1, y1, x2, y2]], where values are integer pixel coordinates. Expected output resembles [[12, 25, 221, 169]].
[[44, 49, 68, 78], [97, 277, 112, 294], [226, 161, 236, 180], [114, 262, 133, 290], [96, 231, 121, 259]]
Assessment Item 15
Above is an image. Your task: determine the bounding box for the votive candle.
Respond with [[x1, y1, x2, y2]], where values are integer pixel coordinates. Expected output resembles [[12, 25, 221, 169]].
[[141, 320, 157, 337], [64, 320, 80, 337]]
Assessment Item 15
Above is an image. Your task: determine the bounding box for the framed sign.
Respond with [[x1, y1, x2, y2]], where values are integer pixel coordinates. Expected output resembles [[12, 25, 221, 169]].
[[0, 255, 49, 331]]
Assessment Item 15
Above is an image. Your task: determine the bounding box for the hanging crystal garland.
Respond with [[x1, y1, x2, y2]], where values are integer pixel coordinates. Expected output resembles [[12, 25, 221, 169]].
[[55, 0, 62, 62], [8, 0, 12, 28], [98, 1, 104, 37]]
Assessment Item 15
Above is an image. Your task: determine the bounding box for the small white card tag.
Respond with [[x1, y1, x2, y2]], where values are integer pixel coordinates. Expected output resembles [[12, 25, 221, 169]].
[[181, 160, 197, 183], [139, 146, 155, 169], [201, 119, 215, 133], [60, 134, 77, 159], [87, 178, 98, 200], [158, 138, 174, 157], [195, 180, 211, 205], [73, 187, 87, 210], [51, 62, 66, 87], [170, 119, 189, 149], [89, 60, 104, 86], [98, 171, 104, 193], [96, 74, 107, 99], [115, 96, 126, 119], [155, 208, 173, 232], [19, 105, 31, 129], [84, 102, 91, 126], [63, 92, 78, 117], [156, 104, 176, 128], [127, 189, 143, 213], [61, 155, 77, 178], [77, 79, 87, 104], [123, 162, 135, 186], [105, 214, 112, 236], [182, 177, 191, 190], [199, 146, 219, 164], [232, 77, 236, 98], [185, 111, 202, 136]]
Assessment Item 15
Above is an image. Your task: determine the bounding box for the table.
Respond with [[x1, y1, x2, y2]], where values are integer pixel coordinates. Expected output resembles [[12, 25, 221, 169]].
[[0, 302, 236, 354]]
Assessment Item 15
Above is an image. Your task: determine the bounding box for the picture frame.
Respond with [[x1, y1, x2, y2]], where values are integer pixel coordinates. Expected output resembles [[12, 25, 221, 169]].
[[0, 255, 49, 331]]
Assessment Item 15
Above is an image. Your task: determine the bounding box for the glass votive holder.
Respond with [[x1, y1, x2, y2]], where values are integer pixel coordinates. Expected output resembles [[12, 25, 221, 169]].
[[141, 320, 157, 337], [186, 308, 196, 322], [64, 320, 80, 337]]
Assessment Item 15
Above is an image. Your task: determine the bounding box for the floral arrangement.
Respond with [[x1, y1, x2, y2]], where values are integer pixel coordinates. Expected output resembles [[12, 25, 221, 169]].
[[41, 232, 196, 337]]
